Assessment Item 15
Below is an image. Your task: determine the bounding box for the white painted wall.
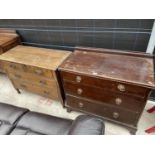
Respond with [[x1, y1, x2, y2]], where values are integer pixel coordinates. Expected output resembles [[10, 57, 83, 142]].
[[146, 20, 155, 54]]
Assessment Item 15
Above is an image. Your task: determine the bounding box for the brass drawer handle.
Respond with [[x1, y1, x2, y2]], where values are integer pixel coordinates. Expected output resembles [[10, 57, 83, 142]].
[[78, 102, 84, 108], [115, 98, 122, 105], [77, 88, 83, 95], [34, 69, 43, 75], [76, 76, 82, 83], [10, 64, 17, 69], [39, 80, 47, 85], [117, 84, 125, 92], [20, 84, 27, 88], [113, 112, 119, 119], [44, 91, 49, 95], [14, 74, 21, 78]]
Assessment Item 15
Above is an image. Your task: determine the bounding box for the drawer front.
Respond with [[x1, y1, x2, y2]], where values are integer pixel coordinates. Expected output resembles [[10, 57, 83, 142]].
[[64, 81, 144, 112], [61, 71, 148, 98], [3, 61, 54, 79], [0, 47, 3, 54], [8, 70, 56, 87], [66, 95, 139, 125], [14, 81, 59, 100], [0, 61, 4, 72]]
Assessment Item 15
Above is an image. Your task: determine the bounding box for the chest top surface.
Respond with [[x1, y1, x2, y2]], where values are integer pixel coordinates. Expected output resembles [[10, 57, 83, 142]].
[[0, 33, 18, 46], [59, 49, 155, 88], [0, 45, 71, 70]]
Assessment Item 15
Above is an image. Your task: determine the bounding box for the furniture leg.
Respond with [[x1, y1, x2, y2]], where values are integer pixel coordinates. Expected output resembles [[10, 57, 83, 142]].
[[16, 88, 21, 94], [67, 108, 72, 113], [130, 129, 137, 135]]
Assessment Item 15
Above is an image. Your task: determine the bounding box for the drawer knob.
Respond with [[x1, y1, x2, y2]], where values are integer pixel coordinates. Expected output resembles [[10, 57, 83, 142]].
[[76, 76, 82, 83], [20, 84, 27, 88], [113, 112, 119, 119], [77, 88, 83, 95], [115, 98, 122, 105], [35, 69, 43, 75], [39, 80, 46, 85], [44, 91, 49, 95], [14, 74, 21, 78], [78, 102, 84, 108], [117, 84, 125, 92]]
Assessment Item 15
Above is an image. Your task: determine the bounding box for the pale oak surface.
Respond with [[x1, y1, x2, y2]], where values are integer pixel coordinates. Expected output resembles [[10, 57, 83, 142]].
[[0, 45, 71, 70]]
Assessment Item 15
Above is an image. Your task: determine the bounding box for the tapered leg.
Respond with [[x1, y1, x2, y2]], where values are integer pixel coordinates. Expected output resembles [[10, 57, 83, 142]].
[[130, 129, 137, 135], [67, 108, 72, 113], [16, 88, 21, 94]]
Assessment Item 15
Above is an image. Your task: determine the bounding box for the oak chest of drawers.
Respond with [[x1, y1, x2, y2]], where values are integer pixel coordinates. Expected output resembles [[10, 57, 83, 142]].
[[59, 47, 155, 134], [0, 30, 21, 72], [0, 45, 71, 103]]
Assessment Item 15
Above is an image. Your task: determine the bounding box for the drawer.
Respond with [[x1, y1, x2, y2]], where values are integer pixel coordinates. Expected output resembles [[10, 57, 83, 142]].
[[0, 61, 4, 72], [66, 95, 139, 125], [0, 48, 3, 54], [60, 71, 148, 98], [8, 70, 56, 87], [3, 61, 54, 79], [14, 81, 59, 100], [64, 81, 144, 112]]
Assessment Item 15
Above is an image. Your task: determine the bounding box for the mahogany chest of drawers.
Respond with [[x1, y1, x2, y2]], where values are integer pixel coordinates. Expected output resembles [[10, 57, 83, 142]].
[[0, 45, 71, 103], [59, 47, 155, 134], [0, 30, 21, 72]]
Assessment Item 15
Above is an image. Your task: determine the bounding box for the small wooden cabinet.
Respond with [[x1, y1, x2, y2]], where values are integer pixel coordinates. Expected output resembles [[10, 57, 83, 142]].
[[59, 47, 155, 134], [0, 30, 21, 72], [0, 45, 71, 103]]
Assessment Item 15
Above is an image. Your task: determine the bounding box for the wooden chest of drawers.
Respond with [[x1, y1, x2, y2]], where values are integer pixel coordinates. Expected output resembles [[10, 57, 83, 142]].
[[0, 30, 21, 72], [59, 47, 155, 134], [0, 45, 71, 103]]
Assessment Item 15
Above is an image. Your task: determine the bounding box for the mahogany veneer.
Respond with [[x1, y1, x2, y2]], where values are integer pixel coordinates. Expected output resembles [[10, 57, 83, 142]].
[[59, 47, 155, 134]]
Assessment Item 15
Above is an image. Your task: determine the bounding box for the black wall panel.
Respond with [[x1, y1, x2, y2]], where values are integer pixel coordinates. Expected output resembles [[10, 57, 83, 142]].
[[0, 19, 153, 51], [0, 19, 155, 100]]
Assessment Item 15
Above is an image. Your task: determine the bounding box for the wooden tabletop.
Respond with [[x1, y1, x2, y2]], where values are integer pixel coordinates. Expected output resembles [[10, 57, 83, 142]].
[[0, 45, 71, 70], [59, 49, 155, 88]]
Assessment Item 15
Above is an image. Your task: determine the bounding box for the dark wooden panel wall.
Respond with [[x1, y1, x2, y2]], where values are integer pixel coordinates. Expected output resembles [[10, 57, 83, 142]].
[[0, 19, 154, 52], [0, 19, 155, 100]]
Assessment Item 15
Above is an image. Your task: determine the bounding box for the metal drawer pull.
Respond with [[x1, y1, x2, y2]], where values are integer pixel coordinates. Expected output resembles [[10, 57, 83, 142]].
[[77, 88, 83, 95], [39, 80, 46, 85], [115, 98, 122, 105], [76, 76, 82, 83], [113, 112, 119, 119], [34, 69, 43, 75], [44, 91, 49, 95], [78, 102, 84, 108], [20, 84, 27, 88], [117, 84, 125, 92], [14, 74, 21, 78]]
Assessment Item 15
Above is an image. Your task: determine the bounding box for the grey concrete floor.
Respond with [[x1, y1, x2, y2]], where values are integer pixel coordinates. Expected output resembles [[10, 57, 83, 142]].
[[0, 73, 155, 135]]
